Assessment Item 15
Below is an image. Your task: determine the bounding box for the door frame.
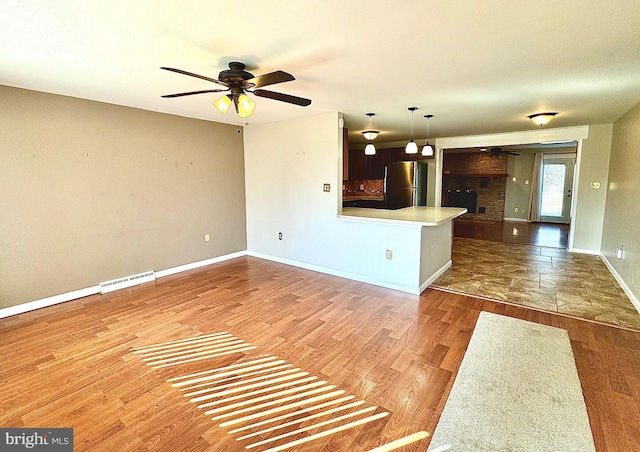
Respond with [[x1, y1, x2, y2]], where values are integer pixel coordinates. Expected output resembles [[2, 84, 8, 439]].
[[539, 154, 576, 223], [434, 125, 589, 251]]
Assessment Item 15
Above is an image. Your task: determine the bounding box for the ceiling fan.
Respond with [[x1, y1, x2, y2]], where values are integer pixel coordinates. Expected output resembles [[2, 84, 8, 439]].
[[160, 62, 311, 116], [483, 147, 520, 157]]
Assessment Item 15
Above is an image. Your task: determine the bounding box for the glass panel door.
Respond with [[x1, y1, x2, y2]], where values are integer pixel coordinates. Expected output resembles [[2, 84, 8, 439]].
[[541, 163, 566, 217], [539, 157, 574, 224]]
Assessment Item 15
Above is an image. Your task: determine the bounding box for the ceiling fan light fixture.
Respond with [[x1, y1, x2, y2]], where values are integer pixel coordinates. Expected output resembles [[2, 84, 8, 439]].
[[213, 95, 232, 114], [405, 107, 419, 154], [364, 143, 376, 155], [528, 112, 557, 127], [238, 93, 256, 116]]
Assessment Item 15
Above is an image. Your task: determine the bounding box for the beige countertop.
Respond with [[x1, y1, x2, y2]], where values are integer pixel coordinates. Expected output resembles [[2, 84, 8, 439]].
[[338, 206, 467, 226]]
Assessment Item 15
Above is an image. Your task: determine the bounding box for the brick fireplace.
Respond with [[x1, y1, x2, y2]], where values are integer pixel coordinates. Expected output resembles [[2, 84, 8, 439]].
[[442, 152, 508, 221]]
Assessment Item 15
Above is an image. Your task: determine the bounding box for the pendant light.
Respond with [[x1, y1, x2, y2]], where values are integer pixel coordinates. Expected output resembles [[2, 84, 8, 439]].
[[363, 113, 377, 155], [405, 107, 418, 154], [361, 112, 380, 141], [422, 114, 434, 157]]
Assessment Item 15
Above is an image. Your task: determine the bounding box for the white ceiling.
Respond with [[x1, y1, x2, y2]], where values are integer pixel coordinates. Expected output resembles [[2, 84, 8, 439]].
[[2, 1, 639, 146]]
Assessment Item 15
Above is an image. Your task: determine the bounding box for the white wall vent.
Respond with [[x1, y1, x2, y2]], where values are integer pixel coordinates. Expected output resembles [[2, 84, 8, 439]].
[[99, 271, 156, 294]]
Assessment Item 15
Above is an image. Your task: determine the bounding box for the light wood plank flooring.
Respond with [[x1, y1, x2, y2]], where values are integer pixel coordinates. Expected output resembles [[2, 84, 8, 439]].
[[1, 257, 639, 451]]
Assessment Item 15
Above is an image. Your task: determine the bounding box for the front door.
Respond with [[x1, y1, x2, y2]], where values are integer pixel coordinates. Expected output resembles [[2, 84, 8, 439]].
[[539, 156, 575, 224]]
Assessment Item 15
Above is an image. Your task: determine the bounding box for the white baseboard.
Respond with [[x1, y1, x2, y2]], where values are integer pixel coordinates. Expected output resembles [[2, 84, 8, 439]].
[[569, 247, 601, 255], [600, 255, 640, 315], [502, 217, 529, 222], [0, 250, 248, 320], [420, 260, 452, 293], [155, 251, 247, 278], [247, 251, 423, 295], [0, 286, 100, 319]]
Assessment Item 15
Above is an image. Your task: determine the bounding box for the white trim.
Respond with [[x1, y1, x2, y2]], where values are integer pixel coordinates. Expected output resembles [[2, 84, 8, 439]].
[[420, 260, 452, 293], [600, 255, 640, 315], [247, 251, 422, 295], [0, 250, 248, 319], [155, 251, 247, 278], [0, 286, 99, 319], [567, 142, 582, 250], [568, 248, 601, 255], [434, 126, 590, 149], [502, 217, 529, 222]]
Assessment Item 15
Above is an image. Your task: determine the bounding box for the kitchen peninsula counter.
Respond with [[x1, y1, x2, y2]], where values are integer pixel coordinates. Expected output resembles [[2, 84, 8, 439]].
[[336, 205, 466, 295], [339, 206, 467, 226]]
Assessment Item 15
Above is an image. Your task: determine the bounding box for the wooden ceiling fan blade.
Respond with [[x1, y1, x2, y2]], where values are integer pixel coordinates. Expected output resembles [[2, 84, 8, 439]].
[[247, 70, 295, 88], [160, 67, 228, 86], [161, 89, 229, 98], [253, 89, 311, 106]]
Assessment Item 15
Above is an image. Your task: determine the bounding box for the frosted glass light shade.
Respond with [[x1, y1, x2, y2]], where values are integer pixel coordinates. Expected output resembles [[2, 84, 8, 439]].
[[364, 143, 376, 155], [213, 95, 232, 114], [238, 94, 256, 116], [405, 140, 418, 154], [528, 112, 557, 126], [362, 130, 379, 140], [422, 142, 434, 157]]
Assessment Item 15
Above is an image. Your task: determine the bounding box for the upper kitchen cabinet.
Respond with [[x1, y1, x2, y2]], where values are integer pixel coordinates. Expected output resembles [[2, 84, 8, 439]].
[[342, 127, 349, 180], [347, 146, 429, 180]]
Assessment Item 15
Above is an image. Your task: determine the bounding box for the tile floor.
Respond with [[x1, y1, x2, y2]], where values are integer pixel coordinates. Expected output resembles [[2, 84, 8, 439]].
[[431, 236, 640, 330]]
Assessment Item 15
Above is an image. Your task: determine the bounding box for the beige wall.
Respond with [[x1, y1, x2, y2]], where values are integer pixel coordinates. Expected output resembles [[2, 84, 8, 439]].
[[572, 124, 612, 251], [504, 152, 535, 220], [0, 86, 247, 308], [601, 103, 640, 301]]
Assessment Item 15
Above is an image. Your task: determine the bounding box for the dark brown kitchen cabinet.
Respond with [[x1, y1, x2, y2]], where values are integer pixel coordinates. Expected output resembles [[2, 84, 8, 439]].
[[348, 148, 385, 179], [348, 147, 412, 180]]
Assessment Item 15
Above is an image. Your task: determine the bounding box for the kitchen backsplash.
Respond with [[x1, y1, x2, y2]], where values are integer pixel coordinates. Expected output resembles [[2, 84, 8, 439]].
[[342, 179, 384, 196]]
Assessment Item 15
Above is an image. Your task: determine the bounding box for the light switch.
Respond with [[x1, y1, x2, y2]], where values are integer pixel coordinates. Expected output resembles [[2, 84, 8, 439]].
[[323, 183, 331, 192], [590, 181, 601, 190]]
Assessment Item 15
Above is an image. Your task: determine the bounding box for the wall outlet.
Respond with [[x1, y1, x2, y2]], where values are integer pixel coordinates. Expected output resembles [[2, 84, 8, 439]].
[[515, 207, 519, 213], [278, 232, 283, 240], [323, 183, 331, 192], [386, 249, 393, 260], [204, 234, 210, 242], [359, 184, 364, 190]]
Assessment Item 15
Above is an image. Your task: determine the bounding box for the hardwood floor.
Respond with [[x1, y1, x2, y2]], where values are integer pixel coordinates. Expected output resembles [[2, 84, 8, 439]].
[[454, 217, 570, 248], [1, 257, 640, 451]]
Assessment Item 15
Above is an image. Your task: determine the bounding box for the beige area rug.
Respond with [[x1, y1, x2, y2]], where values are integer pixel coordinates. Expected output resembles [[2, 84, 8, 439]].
[[427, 312, 595, 452]]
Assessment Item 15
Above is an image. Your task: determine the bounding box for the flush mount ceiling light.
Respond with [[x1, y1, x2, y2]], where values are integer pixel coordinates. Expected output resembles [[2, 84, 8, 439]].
[[363, 113, 377, 156], [528, 112, 557, 127], [422, 114, 434, 157], [361, 112, 380, 141], [405, 107, 419, 154]]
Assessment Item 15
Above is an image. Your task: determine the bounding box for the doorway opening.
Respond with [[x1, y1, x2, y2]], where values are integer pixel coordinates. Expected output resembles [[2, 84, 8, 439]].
[[539, 155, 575, 224]]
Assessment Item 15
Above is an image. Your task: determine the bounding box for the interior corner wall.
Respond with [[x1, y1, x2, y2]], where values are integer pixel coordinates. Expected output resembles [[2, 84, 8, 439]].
[[243, 112, 423, 293], [601, 103, 640, 300], [572, 124, 613, 251], [0, 85, 247, 308]]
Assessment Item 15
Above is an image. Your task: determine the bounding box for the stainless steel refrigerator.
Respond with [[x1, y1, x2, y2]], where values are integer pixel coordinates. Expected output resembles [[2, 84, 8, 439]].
[[384, 161, 428, 209]]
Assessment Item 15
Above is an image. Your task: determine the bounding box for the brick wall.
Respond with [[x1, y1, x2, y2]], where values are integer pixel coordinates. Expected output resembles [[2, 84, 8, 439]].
[[443, 152, 507, 221]]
